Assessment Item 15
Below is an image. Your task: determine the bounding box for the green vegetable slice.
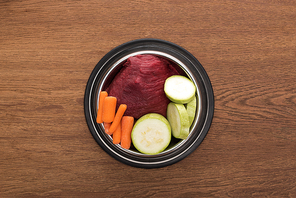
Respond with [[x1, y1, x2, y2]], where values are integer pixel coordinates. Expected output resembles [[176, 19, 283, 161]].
[[164, 75, 196, 104], [167, 102, 190, 139], [131, 113, 171, 155], [186, 96, 197, 126]]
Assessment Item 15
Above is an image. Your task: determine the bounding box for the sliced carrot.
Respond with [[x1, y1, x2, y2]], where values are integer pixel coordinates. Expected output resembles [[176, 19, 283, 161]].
[[104, 122, 112, 135], [112, 121, 122, 144], [96, 91, 108, 123], [109, 104, 127, 134], [102, 96, 117, 123], [121, 116, 134, 149]]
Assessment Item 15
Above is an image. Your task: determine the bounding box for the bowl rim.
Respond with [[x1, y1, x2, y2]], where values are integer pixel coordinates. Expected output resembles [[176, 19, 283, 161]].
[[84, 38, 214, 168]]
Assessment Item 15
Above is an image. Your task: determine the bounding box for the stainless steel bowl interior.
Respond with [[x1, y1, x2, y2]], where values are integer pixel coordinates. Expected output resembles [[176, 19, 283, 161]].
[[95, 50, 202, 157]]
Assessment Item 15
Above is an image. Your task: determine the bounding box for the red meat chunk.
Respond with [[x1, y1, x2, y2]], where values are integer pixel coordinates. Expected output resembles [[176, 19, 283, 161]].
[[106, 54, 180, 119]]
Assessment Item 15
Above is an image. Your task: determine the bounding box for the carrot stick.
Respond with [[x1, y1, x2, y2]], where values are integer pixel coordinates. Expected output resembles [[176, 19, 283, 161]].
[[112, 121, 121, 144], [104, 122, 112, 135], [109, 104, 127, 134], [96, 91, 108, 123], [102, 96, 117, 123], [121, 116, 134, 149]]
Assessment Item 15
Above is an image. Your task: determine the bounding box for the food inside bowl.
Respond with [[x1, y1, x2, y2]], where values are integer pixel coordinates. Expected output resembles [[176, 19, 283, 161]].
[[96, 54, 197, 155]]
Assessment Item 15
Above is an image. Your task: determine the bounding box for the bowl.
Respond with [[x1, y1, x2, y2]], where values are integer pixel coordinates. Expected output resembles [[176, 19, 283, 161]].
[[84, 38, 214, 168]]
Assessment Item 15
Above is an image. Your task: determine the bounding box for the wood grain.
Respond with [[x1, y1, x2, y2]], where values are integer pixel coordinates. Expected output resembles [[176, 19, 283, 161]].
[[1, 0, 296, 197]]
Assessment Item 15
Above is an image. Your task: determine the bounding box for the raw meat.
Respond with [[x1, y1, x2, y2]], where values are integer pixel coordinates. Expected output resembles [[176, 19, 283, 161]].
[[106, 54, 180, 119]]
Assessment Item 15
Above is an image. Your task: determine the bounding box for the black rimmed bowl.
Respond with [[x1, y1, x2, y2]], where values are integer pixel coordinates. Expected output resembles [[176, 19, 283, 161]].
[[84, 38, 214, 168]]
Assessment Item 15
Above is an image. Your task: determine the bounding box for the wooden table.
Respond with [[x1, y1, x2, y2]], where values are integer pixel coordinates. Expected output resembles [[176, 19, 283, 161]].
[[1, 0, 295, 197]]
